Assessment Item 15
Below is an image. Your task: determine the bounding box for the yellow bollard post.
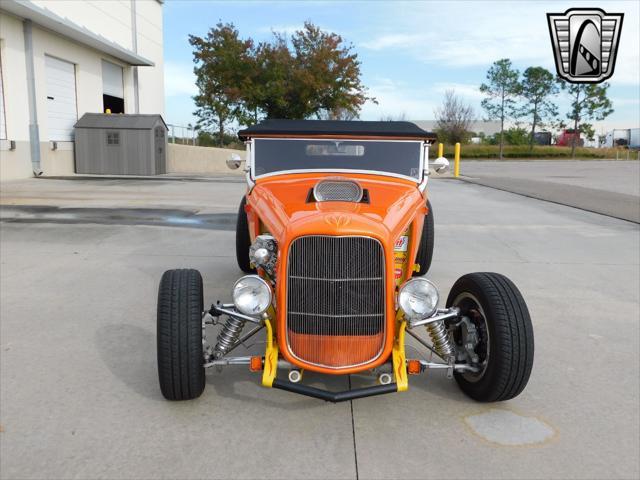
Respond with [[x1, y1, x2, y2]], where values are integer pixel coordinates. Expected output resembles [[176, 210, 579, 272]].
[[438, 142, 444, 158], [454, 142, 461, 177]]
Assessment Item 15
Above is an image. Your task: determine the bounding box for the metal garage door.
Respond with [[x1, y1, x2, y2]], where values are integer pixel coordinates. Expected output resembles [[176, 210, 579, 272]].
[[45, 56, 77, 141]]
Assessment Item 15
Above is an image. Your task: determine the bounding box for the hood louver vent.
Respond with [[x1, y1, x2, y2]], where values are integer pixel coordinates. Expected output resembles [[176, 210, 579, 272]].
[[313, 178, 363, 203]]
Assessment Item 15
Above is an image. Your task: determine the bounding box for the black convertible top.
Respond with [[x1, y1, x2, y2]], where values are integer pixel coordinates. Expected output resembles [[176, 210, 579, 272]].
[[238, 119, 436, 141]]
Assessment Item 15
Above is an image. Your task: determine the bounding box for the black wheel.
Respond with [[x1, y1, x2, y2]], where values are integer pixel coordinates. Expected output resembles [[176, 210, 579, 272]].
[[236, 196, 255, 273], [447, 272, 534, 402], [413, 199, 434, 276], [157, 269, 205, 400]]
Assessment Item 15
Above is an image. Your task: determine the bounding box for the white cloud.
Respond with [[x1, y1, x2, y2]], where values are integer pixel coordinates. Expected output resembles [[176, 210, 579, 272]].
[[361, 33, 425, 51], [432, 83, 484, 101], [258, 24, 304, 36], [358, 1, 639, 86], [359, 77, 437, 120], [257, 24, 342, 37], [610, 97, 640, 107], [164, 62, 197, 97]]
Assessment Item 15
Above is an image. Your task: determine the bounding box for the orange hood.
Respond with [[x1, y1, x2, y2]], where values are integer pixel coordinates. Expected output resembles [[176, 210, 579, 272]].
[[245, 172, 428, 374], [247, 173, 427, 245]]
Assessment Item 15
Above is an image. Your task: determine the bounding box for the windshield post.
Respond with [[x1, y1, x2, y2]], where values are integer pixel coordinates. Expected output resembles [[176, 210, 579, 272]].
[[246, 140, 255, 189], [419, 142, 430, 192]]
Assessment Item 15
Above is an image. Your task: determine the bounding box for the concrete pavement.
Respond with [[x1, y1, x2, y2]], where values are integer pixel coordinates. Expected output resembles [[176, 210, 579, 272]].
[[1, 176, 639, 479], [459, 160, 640, 223]]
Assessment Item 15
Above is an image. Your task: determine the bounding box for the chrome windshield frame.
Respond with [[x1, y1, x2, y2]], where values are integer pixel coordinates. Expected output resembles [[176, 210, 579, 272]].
[[249, 138, 428, 184]]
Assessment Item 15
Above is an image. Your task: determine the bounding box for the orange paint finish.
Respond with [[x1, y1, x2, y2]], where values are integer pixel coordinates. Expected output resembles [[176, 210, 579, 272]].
[[288, 332, 384, 368], [245, 172, 429, 374]]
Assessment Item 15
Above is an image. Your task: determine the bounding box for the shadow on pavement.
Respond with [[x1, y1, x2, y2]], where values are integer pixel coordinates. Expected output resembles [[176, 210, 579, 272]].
[[1, 205, 237, 230]]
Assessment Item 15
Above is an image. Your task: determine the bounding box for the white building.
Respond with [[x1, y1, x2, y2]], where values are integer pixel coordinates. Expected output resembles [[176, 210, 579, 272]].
[[0, 0, 164, 180], [412, 120, 503, 138]]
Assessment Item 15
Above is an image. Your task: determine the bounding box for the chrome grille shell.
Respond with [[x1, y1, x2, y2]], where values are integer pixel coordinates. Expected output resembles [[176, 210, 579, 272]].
[[285, 235, 386, 369]]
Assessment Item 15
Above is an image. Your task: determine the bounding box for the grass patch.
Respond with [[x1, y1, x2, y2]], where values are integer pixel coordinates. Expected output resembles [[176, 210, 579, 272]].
[[441, 144, 634, 160]]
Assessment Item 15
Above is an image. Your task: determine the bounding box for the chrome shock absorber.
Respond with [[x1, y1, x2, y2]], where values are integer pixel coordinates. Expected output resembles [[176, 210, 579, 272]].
[[213, 317, 246, 358], [426, 321, 455, 359]]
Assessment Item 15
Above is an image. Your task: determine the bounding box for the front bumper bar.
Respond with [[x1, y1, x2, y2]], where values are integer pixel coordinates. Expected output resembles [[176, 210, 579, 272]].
[[272, 379, 398, 403]]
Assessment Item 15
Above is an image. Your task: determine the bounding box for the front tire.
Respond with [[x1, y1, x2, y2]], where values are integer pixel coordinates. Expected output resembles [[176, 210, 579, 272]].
[[413, 199, 434, 276], [157, 269, 205, 400], [447, 272, 534, 402], [236, 196, 255, 273]]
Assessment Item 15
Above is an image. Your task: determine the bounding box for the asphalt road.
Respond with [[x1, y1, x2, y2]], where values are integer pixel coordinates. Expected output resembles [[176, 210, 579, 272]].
[[459, 160, 640, 223], [1, 176, 639, 479]]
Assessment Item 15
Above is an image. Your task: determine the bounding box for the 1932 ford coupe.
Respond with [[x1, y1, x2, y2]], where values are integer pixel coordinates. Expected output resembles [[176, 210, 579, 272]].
[[157, 120, 534, 403]]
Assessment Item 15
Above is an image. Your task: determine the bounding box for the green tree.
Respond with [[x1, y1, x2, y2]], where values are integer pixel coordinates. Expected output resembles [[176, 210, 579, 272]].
[[480, 59, 520, 160], [503, 127, 530, 145], [251, 23, 373, 119], [519, 67, 559, 150], [560, 82, 613, 157], [189, 22, 254, 146], [251, 34, 293, 119], [191, 22, 373, 129], [291, 23, 371, 119]]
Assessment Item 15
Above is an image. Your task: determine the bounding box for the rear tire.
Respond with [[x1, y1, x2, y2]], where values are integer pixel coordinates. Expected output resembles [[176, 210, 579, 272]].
[[236, 196, 255, 273], [157, 269, 205, 400], [413, 199, 434, 276], [447, 272, 534, 402]]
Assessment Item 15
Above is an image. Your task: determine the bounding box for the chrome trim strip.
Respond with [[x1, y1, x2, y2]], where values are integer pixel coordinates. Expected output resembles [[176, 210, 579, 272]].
[[257, 168, 421, 183], [418, 142, 430, 193], [245, 140, 255, 190], [288, 275, 383, 282]]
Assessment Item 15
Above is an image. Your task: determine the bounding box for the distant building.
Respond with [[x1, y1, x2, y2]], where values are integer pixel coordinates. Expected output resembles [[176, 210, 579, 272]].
[[412, 120, 503, 138], [0, 0, 165, 180]]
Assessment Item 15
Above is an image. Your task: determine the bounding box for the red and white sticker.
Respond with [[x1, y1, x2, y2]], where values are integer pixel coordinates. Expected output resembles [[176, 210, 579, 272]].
[[394, 268, 403, 280], [394, 236, 409, 252]]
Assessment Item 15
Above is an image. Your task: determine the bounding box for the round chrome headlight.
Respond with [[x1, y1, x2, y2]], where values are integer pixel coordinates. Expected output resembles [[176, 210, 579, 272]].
[[232, 275, 272, 316], [398, 278, 439, 320]]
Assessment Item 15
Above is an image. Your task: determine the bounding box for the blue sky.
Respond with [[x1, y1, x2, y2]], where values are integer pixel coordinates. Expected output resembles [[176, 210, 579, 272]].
[[164, 1, 639, 134]]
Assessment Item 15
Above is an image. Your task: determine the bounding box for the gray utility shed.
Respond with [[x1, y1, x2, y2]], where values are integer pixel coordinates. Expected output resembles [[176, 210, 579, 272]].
[[74, 113, 167, 175]]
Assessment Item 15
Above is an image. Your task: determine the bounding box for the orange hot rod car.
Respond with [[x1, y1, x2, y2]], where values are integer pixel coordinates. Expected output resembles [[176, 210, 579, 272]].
[[157, 120, 534, 403]]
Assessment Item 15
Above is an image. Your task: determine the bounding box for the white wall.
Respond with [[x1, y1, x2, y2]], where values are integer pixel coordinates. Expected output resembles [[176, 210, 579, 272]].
[[0, 14, 29, 143], [0, 1, 164, 180], [0, 14, 32, 180], [167, 144, 245, 175], [30, 0, 165, 116], [132, 0, 164, 115]]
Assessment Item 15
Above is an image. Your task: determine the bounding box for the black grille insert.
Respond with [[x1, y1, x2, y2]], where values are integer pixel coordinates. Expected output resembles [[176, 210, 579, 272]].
[[286, 236, 385, 336]]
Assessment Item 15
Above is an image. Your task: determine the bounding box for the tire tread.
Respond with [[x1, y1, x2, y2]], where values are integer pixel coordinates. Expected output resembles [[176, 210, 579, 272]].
[[413, 199, 434, 277], [236, 196, 255, 273], [157, 269, 205, 400], [448, 272, 534, 402]]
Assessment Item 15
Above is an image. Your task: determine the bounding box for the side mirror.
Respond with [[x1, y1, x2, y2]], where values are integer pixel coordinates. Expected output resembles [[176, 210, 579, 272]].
[[226, 153, 242, 170], [431, 156, 450, 174]]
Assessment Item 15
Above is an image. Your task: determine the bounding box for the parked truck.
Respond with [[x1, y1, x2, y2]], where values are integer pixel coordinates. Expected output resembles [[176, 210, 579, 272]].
[[556, 129, 584, 147], [601, 128, 640, 149]]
